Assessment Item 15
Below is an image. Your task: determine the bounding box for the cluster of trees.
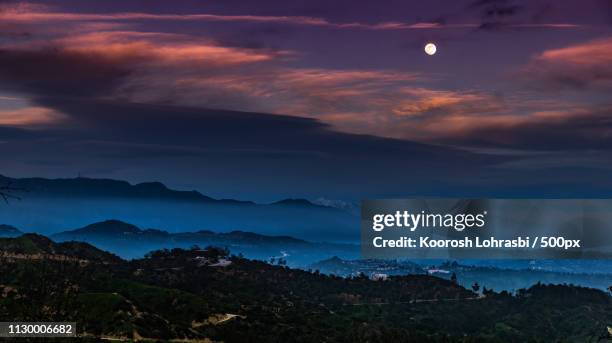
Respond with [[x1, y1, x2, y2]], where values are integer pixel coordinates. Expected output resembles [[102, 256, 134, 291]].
[[269, 257, 287, 266], [144, 245, 230, 261], [0, 238, 610, 342]]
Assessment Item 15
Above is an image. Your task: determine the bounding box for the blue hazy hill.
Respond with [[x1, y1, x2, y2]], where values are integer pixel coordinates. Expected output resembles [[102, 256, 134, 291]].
[[0, 175, 358, 242], [50, 219, 359, 263], [0, 224, 22, 237]]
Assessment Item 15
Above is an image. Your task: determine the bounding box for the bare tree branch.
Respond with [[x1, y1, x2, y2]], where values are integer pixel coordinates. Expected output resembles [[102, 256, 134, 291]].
[[0, 183, 24, 204]]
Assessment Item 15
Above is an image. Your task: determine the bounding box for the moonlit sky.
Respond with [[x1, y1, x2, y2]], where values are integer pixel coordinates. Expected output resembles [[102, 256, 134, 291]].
[[0, 0, 611, 201]]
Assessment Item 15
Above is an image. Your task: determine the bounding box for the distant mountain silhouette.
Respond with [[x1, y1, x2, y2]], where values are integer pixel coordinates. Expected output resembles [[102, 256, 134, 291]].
[[271, 198, 325, 208], [0, 175, 335, 209], [0, 224, 22, 237], [53, 219, 306, 245], [66, 219, 142, 235], [0, 174, 357, 242], [312, 198, 359, 216], [0, 174, 249, 203], [51, 220, 357, 262]]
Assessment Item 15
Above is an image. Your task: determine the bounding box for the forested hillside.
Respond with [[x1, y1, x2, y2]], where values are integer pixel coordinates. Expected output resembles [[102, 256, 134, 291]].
[[0, 235, 610, 342]]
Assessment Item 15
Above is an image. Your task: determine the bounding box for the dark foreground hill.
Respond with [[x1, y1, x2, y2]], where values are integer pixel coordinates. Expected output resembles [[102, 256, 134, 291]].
[[0, 233, 121, 263], [0, 235, 610, 342]]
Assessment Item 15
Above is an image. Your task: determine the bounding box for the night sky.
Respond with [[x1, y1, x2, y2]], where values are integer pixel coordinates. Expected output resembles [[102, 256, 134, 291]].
[[0, 0, 611, 201]]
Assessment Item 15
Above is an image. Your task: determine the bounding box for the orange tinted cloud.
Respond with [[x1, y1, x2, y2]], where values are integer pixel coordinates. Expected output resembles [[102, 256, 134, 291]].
[[0, 106, 64, 126], [2, 3, 584, 34], [522, 38, 612, 90], [2, 3, 578, 32], [427, 105, 612, 149], [143, 68, 422, 118], [138, 65, 521, 142], [391, 88, 493, 117], [536, 38, 612, 65], [57, 31, 280, 66], [0, 2, 597, 149]]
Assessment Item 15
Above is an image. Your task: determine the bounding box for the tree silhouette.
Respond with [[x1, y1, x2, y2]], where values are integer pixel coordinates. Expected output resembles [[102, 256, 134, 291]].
[[450, 272, 457, 284], [472, 282, 480, 293], [0, 184, 23, 203]]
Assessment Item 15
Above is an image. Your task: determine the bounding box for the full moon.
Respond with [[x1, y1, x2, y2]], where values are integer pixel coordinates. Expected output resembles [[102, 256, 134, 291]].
[[424, 43, 437, 56]]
